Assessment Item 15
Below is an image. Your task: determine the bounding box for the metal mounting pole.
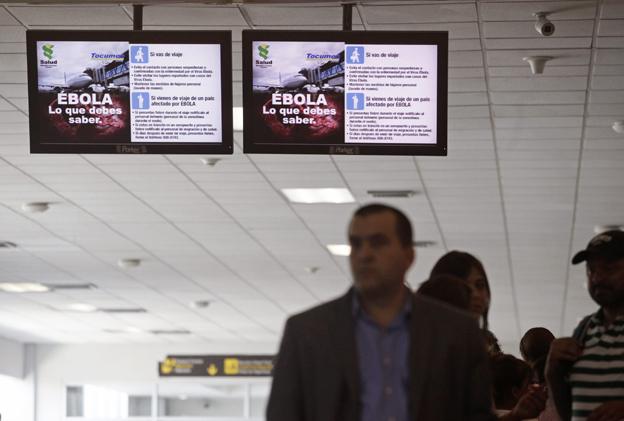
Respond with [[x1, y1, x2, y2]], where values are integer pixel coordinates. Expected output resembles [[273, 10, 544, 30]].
[[342, 3, 353, 31], [133, 4, 144, 31]]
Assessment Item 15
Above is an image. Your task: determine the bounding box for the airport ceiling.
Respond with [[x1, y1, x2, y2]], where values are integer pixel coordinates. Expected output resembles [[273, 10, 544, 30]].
[[0, 0, 623, 348]]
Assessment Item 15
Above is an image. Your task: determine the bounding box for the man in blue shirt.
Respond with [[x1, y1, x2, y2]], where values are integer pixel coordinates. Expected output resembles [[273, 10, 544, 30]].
[[267, 204, 497, 421]]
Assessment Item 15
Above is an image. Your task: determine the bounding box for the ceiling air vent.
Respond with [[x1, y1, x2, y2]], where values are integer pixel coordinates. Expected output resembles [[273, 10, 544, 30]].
[[46, 283, 96, 291], [100, 308, 147, 314], [0, 241, 17, 249], [150, 329, 191, 335], [367, 190, 418, 198], [413, 241, 437, 248]]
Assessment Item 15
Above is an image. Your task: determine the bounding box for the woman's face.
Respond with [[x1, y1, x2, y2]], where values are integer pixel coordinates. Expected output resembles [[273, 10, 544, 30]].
[[465, 265, 490, 318]]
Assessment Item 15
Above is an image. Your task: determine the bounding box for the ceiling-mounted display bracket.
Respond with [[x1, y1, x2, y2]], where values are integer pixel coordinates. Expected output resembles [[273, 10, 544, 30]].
[[342, 3, 354, 31], [134, 4, 144, 31]]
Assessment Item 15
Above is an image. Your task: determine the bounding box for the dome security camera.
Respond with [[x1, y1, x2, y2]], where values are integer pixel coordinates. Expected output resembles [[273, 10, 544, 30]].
[[534, 12, 555, 36]]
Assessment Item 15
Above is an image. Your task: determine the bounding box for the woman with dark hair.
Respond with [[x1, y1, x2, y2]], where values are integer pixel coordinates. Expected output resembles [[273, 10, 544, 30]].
[[429, 250, 492, 330]]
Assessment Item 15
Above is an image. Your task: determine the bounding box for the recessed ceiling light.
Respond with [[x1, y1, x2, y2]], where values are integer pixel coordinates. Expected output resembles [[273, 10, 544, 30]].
[[613, 121, 624, 134], [594, 224, 623, 234], [282, 188, 355, 204], [200, 157, 221, 166], [0, 283, 50, 293], [190, 300, 212, 309], [304, 266, 320, 274], [327, 244, 351, 256], [100, 307, 147, 314], [118, 258, 141, 269], [65, 303, 98, 313], [328, 240, 436, 256], [150, 329, 191, 335], [413, 240, 437, 248], [233, 107, 243, 131], [21, 202, 50, 213], [46, 283, 96, 291], [104, 327, 142, 334], [367, 190, 418, 198]]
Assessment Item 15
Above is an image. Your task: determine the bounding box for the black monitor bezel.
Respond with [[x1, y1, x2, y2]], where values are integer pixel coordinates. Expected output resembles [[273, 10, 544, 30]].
[[27, 30, 233, 155], [242, 30, 447, 156]]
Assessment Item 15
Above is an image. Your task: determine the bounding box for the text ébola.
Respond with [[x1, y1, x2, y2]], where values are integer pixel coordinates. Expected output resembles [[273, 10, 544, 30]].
[[57, 93, 113, 105]]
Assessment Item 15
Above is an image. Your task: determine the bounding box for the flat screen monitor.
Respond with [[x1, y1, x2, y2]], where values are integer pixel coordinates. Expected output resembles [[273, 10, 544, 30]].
[[242, 30, 447, 156], [27, 30, 233, 154]]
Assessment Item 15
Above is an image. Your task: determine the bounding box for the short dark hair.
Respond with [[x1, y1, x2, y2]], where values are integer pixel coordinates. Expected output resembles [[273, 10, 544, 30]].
[[417, 274, 471, 311], [429, 250, 491, 330], [352, 203, 413, 247], [489, 354, 532, 408]]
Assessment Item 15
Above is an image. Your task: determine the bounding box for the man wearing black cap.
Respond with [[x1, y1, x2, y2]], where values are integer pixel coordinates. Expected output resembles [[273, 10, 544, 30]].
[[546, 230, 624, 421]]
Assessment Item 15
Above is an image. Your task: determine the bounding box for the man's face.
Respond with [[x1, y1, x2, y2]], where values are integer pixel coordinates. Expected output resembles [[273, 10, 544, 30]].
[[348, 211, 414, 297], [587, 257, 624, 308]]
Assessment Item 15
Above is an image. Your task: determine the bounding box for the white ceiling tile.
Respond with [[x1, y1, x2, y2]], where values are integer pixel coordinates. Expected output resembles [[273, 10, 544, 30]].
[[450, 67, 485, 78], [493, 104, 584, 117], [587, 103, 624, 115], [0, 54, 25, 72], [487, 49, 591, 67], [596, 37, 624, 48], [486, 37, 591, 50], [0, 111, 26, 123], [450, 51, 484, 68], [593, 65, 624, 75], [496, 127, 582, 140], [8, 5, 132, 26], [595, 49, 624, 65], [0, 43, 24, 54], [0, 71, 26, 84], [599, 19, 624, 36], [0, 27, 25, 43], [0, 84, 27, 98], [245, 4, 361, 26], [449, 92, 489, 106], [483, 20, 594, 38], [489, 65, 589, 77], [591, 75, 624, 90], [449, 77, 486, 92], [449, 105, 491, 118], [481, 1, 596, 21], [490, 90, 586, 105], [602, 0, 624, 19], [362, 3, 476, 24], [450, 39, 482, 51], [489, 76, 587, 91], [495, 116, 583, 129], [369, 22, 480, 39], [589, 89, 624, 103], [143, 6, 246, 26]]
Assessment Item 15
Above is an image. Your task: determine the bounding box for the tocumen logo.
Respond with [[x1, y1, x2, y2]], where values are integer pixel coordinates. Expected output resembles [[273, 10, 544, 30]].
[[42, 44, 54, 60], [258, 44, 270, 59]]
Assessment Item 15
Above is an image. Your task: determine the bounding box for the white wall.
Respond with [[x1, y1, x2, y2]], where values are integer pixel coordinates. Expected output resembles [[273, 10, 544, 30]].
[[0, 374, 32, 421], [0, 338, 35, 421], [36, 341, 276, 421], [0, 335, 24, 378]]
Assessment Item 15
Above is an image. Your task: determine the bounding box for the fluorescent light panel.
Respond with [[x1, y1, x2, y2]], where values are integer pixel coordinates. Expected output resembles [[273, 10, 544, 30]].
[[0, 283, 50, 293], [327, 244, 351, 256], [65, 303, 98, 313], [282, 188, 355, 204]]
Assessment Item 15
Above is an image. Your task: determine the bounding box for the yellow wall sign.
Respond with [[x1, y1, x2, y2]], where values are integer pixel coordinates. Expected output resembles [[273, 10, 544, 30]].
[[158, 355, 274, 377]]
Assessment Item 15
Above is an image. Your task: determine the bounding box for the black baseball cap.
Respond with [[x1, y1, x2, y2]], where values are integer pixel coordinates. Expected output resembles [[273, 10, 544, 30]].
[[572, 230, 624, 264]]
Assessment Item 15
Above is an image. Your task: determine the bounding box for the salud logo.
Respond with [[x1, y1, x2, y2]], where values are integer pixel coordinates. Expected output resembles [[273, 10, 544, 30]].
[[258, 44, 270, 59], [42, 44, 54, 60]]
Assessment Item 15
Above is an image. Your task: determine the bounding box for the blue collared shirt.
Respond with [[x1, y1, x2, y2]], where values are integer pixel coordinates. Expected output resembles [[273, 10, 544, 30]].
[[353, 293, 411, 421]]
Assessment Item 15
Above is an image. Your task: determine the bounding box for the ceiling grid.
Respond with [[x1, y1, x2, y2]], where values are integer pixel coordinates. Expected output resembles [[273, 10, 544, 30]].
[[0, 0, 621, 350]]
